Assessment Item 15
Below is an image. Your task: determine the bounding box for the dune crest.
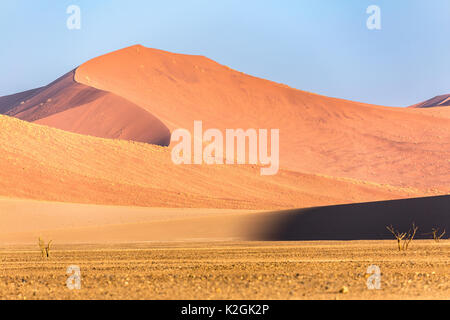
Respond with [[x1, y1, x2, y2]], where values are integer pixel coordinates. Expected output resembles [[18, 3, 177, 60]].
[[0, 71, 170, 145]]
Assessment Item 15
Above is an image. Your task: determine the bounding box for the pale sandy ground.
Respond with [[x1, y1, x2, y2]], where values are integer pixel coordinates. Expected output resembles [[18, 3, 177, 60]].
[[0, 197, 262, 244], [0, 241, 448, 300]]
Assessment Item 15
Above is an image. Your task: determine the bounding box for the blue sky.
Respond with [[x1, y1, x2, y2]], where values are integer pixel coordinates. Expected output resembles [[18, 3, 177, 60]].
[[1, 0, 449, 106]]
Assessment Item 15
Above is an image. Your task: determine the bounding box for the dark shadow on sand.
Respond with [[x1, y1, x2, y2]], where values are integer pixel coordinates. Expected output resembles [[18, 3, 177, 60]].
[[250, 195, 450, 240]]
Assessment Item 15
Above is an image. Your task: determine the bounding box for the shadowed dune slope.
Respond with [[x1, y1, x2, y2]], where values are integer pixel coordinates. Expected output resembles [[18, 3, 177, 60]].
[[75, 45, 450, 193], [34, 93, 171, 146], [0, 88, 43, 114], [251, 195, 450, 240], [0, 115, 424, 210], [0, 71, 170, 145]]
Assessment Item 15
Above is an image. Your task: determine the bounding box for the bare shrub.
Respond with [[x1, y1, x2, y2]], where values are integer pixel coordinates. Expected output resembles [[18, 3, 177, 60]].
[[386, 223, 418, 251], [38, 237, 52, 258], [431, 228, 446, 242]]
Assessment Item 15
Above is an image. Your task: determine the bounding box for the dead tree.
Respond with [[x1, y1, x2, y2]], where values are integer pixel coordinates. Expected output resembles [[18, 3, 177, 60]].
[[402, 223, 418, 251], [386, 223, 418, 251], [386, 225, 406, 251]]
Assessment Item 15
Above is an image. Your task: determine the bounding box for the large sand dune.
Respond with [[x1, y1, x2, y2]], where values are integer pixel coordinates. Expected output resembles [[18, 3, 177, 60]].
[[1, 45, 449, 194], [74, 45, 450, 193]]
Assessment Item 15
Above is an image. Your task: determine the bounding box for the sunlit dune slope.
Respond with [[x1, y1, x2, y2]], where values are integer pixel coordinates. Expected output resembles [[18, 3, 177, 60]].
[[0, 115, 422, 209], [74, 45, 450, 193], [0, 71, 170, 145]]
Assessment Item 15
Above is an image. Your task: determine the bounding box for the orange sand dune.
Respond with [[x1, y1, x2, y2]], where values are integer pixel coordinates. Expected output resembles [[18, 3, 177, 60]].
[[0, 115, 423, 210], [412, 107, 450, 119], [73, 45, 450, 193], [0, 71, 170, 145]]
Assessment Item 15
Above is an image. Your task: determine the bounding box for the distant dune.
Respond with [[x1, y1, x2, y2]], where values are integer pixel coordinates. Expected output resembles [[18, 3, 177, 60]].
[[411, 94, 450, 108]]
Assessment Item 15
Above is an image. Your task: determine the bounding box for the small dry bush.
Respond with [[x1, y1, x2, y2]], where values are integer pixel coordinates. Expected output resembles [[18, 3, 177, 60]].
[[431, 228, 446, 242], [38, 237, 52, 258]]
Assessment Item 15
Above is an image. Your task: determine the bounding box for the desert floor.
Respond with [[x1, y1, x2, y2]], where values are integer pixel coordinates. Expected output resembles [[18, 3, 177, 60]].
[[0, 240, 448, 300]]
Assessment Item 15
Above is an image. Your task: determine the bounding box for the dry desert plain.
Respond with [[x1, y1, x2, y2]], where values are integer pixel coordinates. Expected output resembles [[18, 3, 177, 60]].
[[0, 45, 449, 300], [0, 241, 449, 300], [0, 197, 448, 300]]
